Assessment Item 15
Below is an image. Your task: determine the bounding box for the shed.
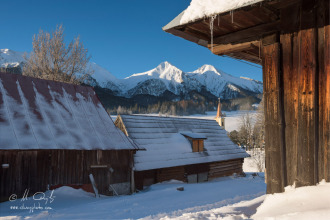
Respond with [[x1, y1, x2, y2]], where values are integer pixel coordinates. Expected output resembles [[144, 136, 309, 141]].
[[164, 0, 330, 193], [0, 73, 140, 202], [115, 115, 249, 189]]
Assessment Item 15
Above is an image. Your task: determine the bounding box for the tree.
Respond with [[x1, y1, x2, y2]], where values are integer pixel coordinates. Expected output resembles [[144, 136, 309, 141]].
[[238, 113, 254, 150], [228, 130, 240, 146], [252, 98, 265, 150], [250, 98, 265, 172], [23, 25, 93, 84]]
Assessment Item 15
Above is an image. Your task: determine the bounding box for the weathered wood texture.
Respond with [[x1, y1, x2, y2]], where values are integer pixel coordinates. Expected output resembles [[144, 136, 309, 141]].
[[263, 42, 286, 193], [208, 159, 243, 179], [157, 166, 186, 183], [134, 159, 243, 189], [0, 150, 133, 202], [264, 0, 330, 193], [317, 0, 330, 183]]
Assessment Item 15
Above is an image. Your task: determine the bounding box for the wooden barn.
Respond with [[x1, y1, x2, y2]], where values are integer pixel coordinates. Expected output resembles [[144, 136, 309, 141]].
[[115, 115, 249, 190], [163, 0, 330, 193], [0, 73, 141, 202]]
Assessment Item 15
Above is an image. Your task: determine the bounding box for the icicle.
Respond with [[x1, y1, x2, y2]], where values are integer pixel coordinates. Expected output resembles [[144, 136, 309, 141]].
[[230, 11, 234, 23], [218, 15, 220, 26], [209, 15, 216, 53]]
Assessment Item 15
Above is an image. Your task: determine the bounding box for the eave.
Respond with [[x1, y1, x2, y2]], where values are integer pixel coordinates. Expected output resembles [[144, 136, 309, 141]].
[[163, 0, 301, 65]]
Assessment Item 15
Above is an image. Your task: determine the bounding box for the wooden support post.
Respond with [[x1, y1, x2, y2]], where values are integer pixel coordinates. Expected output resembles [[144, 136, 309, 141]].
[[295, 0, 318, 187], [262, 40, 287, 193], [280, 33, 299, 187], [130, 151, 135, 194]]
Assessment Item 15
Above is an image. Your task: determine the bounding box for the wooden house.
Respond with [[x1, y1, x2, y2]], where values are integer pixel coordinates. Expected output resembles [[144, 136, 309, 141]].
[[0, 73, 141, 202], [163, 0, 330, 193], [115, 115, 249, 189]]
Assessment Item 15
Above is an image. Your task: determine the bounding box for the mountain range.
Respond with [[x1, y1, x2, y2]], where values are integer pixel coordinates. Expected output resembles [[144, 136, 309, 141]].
[[0, 48, 263, 112]]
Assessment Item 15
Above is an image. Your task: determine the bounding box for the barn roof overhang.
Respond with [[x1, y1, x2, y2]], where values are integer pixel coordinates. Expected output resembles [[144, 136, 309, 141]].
[[163, 0, 302, 65]]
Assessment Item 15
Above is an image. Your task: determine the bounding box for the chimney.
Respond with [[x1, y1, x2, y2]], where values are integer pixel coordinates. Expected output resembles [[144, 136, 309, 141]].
[[216, 97, 221, 118], [216, 98, 225, 128]]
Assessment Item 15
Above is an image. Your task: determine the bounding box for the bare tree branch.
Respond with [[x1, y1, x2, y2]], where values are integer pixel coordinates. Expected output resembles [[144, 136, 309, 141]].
[[23, 25, 93, 84]]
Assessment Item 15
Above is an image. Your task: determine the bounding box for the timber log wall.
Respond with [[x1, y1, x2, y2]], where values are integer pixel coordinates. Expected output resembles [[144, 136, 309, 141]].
[[263, 0, 329, 193]]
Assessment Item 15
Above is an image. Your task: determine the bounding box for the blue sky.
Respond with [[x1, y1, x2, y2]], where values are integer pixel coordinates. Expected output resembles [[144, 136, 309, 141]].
[[0, 0, 262, 81]]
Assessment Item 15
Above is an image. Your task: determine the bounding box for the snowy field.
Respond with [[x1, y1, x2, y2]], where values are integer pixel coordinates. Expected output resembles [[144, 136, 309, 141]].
[[186, 110, 259, 132], [1, 110, 330, 219]]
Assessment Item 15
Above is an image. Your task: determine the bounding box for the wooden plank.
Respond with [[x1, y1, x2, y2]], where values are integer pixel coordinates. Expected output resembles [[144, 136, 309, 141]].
[[209, 166, 242, 174], [156, 166, 185, 182], [211, 41, 259, 55], [263, 42, 286, 193], [296, 28, 317, 186], [281, 33, 299, 186], [167, 28, 209, 47], [208, 168, 242, 179], [209, 163, 242, 170], [280, 3, 301, 34], [213, 20, 280, 45], [269, 0, 303, 10], [192, 140, 199, 152], [295, 0, 318, 186], [198, 140, 204, 151], [317, 0, 330, 182], [322, 23, 330, 181], [226, 52, 262, 65], [89, 174, 99, 198]]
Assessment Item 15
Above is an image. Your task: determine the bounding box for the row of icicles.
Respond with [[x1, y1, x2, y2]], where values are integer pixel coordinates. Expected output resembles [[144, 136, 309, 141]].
[[209, 11, 234, 53]]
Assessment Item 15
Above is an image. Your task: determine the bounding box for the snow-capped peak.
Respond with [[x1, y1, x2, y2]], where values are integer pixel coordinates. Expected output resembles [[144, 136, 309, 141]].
[[0, 49, 26, 68], [193, 64, 222, 76], [1, 49, 263, 99], [126, 61, 183, 83], [1, 49, 10, 53], [156, 61, 179, 72]]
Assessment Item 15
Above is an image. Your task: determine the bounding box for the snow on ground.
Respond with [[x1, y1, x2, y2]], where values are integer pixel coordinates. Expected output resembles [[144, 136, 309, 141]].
[[252, 180, 330, 220], [0, 175, 266, 219], [243, 150, 265, 173]]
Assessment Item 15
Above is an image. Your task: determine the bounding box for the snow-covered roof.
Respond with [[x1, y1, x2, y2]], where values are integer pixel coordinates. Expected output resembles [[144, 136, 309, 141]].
[[119, 115, 249, 171], [180, 132, 207, 139], [0, 73, 139, 150], [163, 0, 265, 30]]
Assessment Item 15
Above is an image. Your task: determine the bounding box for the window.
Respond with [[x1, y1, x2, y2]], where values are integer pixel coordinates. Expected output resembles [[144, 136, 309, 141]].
[[192, 139, 204, 152], [180, 132, 207, 152]]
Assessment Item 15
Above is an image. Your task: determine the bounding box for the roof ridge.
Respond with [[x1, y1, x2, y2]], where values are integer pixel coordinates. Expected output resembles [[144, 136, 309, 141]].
[[121, 114, 217, 121]]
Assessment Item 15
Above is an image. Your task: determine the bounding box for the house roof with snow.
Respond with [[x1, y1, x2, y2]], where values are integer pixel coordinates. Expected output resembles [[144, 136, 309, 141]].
[[0, 73, 139, 150], [116, 115, 249, 171], [163, 0, 286, 65]]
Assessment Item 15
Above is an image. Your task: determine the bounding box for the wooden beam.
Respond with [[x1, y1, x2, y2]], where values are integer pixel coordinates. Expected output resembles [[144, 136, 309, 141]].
[[167, 28, 208, 47], [263, 42, 286, 193], [210, 41, 259, 55], [225, 52, 262, 65], [213, 20, 280, 45], [268, 0, 303, 10]]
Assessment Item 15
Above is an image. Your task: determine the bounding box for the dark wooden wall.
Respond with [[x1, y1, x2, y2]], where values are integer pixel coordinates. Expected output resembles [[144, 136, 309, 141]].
[[263, 0, 330, 193], [208, 159, 243, 179], [135, 158, 243, 189], [0, 150, 133, 202]]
